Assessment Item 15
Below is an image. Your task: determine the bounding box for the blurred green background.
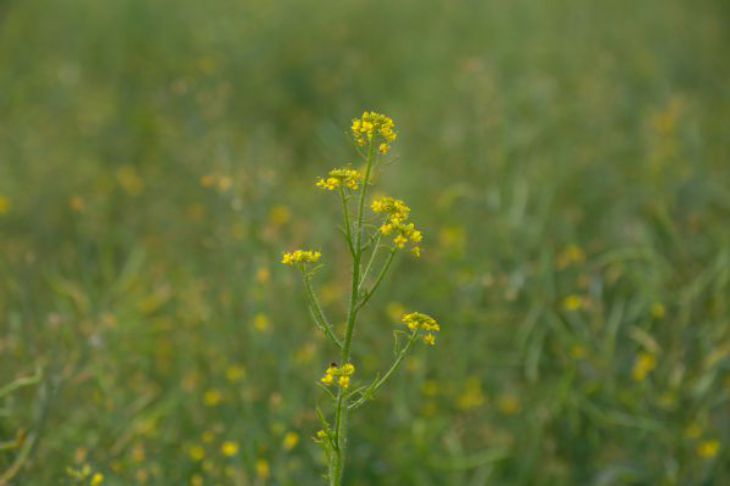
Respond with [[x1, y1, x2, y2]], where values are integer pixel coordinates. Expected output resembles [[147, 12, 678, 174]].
[[1, 0, 729, 484]]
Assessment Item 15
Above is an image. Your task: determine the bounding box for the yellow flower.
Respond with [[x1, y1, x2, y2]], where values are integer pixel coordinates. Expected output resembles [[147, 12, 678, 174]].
[[226, 364, 246, 383], [351, 112, 397, 149], [69, 196, 85, 212], [188, 445, 205, 462], [401, 312, 441, 346], [562, 295, 583, 312], [320, 365, 337, 386], [371, 196, 423, 254], [651, 302, 666, 319], [338, 375, 351, 389], [557, 244, 585, 269], [0, 196, 12, 215], [269, 205, 291, 226], [203, 389, 223, 407], [90, 473, 104, 486], [190, 474, 204, 486], [283, 432, 299, 451], [256, 459, 270, 480], [457, 377, 486, 410], [254, 313, 270, 332], [200, 174, 216, 188], [320, 363, 355, 389], [697, 439, 720, 459], [221, 441, 239, 457], [281, 250, 322, 266], [632, 352, 657, 382], [116, 166, 144, 195], [497, 394, 521, 415], [315, 168, 363, 191], [218, 176, 233, 192]]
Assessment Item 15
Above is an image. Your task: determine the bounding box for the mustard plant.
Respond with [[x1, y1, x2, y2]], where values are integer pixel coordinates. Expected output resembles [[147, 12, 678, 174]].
[[282, 112, 440, 485]]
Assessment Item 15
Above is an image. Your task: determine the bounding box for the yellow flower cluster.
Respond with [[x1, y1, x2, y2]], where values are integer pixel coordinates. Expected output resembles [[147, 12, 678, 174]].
[[372, 197, 423, 256], [402, 312, 440, 345], [315, 168, 363, 191], [320, 362, 355, 389], [281, 250, 322, 266], [351, 111, 397, 153]]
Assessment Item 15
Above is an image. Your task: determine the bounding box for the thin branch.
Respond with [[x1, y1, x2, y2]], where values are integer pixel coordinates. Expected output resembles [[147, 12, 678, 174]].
[[302, 274, 343, 349], [357, 248, 396, 310], [349, 331, 418, 410]]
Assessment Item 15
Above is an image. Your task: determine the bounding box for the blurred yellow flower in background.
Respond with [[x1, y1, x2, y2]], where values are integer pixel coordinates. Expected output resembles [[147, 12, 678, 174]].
[[282, 432, 299, 451], [632, 352, 657, 382], [697, 439, 720, 459], [221, 440, 239, 457], [0, 196, 11, 215]]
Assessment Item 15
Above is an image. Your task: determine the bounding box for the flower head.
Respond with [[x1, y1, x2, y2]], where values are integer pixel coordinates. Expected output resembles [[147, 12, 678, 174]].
[[281, 250, 322, 266], [316, 168, 363, 191], [372, 196, 422, 256], [402, 312, 441, 345], [320, 362, 356, 389], [351, 112, 397, 150]]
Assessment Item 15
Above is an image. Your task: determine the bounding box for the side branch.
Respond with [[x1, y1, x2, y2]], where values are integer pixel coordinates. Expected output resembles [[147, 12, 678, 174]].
[[348, 331, 418, 410], [357, 248, 396, 311], [302, 274, 343, 349]]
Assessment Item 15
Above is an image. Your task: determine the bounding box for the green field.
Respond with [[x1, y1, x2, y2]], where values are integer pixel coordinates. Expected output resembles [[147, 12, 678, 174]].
[[1, 0, 729, 484]]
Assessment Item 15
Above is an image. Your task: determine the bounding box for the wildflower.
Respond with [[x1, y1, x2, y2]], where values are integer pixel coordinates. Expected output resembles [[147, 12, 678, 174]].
[[256, 459, 270, 480], [697, 439, 720, 459], [371, 196, 423, 254], [401, 312, 441, 345], [190, 474, 204, 486], [218, 176, 233, 192], [200, 174, 216, 188], [90, 473, 104, 486], [570, 344, 587, 359], [316, 168, 363, 191], [116, 166, 144, 195], [281, 249, 322, 266], [202, 431, 215, 443], [188, 445, 205, 461], [253, 313, 270, 332], [497, 394, 521, 415], [256, 267, 270, 284], [203, 389, 223, 407], [221, 441, 239, 457], [69, 196, 85, 212], [651, 302, 666, 319], [320, 365, 336, 385], [351, 111, 397, 150], [457, 377, 486, 410], [269, 205, 291, 226], [226, 364, 246, 383], [283, 432, 299, 451], [557, 244, 585, 269], [0, 195, 10, 215], [421, 380, 439, 397], [320, 363, 356, 389], [632, 352, 657, 382], [562, 295, 583, 312]]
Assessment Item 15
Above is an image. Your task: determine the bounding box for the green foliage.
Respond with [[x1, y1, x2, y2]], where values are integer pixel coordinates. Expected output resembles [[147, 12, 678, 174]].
[[1, 0, 728, 484]]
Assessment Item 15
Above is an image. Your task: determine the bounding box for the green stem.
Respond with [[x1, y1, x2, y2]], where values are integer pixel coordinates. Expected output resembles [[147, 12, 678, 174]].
[[357, 249, 396, 311], [358, 234, 382, 293], [349, 331, 418, 410], [330, 140, 377, 486], [302, 274, 342, 349], [338, 186, 355, 257]]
